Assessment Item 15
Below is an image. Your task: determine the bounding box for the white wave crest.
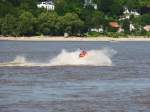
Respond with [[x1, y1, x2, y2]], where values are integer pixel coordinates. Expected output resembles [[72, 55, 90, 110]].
[[12, 56, 27, 64]]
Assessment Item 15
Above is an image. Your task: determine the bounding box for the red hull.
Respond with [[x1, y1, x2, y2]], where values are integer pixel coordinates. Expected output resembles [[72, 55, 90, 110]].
[[79, 51, 87, 58]]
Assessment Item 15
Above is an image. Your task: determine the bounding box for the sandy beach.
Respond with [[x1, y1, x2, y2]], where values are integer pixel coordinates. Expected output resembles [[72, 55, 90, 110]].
[[0, 36, 150, 41]]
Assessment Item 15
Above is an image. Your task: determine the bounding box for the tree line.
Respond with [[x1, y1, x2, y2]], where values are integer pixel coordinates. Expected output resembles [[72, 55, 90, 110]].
[[0, 0, 150, 36]]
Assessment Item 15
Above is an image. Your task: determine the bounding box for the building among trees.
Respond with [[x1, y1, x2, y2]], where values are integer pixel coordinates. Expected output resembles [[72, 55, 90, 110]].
[[84, 0, 97, 10], [120, 7, 140, 20], [144, 25, 150, 32], [37, 1, 55, 10]]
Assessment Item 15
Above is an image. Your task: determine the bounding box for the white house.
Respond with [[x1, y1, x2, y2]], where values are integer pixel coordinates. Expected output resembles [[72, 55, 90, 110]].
[[129, 23, 136, 32], [84, 0, 98, 10], [120, 7, 140, 20], [144, 25, 150, 32], [123, 7, 130, 15], [37, 1, 55, 10], [118, 27, 124, 33], [90, 27, 104, 33], [130, 11, 140, 17]]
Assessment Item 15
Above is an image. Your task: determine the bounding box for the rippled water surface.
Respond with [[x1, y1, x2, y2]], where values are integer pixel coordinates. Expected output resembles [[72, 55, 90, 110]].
[[0, 41, 150, 112]]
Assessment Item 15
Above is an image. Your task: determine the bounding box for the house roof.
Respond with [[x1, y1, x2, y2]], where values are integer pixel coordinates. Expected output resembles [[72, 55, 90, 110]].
[[109, 22, 120, 28]]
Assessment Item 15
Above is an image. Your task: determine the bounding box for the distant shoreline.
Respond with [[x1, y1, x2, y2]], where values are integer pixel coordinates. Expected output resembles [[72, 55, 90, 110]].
[[0, 36, 150, 41]]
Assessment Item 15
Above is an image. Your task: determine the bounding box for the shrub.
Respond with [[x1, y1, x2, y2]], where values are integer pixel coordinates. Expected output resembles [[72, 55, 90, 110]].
[[87, 31, 103, 37], [1, 14, 19, 36]]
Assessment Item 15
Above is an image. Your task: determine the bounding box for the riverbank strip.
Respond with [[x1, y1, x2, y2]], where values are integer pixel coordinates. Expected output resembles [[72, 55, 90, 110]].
[[0, 36, 150, 41]]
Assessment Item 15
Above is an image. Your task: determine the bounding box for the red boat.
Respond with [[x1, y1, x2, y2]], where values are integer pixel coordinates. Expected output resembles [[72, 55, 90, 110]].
[[79, 50, 87, 58]]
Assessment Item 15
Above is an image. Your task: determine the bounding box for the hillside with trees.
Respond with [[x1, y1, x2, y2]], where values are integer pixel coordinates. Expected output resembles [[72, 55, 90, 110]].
[[0, 0, 150, 37]]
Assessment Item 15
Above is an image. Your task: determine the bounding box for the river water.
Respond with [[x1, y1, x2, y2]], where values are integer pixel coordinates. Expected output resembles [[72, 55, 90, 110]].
[[0, 41, 150, 112]]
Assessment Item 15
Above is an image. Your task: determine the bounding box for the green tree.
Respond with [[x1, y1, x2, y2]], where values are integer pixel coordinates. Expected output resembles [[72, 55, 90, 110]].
[[110, 0, 124, 16], [55, 0, 83, 15], [80, 7, 94, 31], [80, 7, 104, 31], [18, 11, 35, 36], [138, 0, 150, 7], [141, 14, 150, 25], [91, 11, 104, 28], [125, 0, 140, 9], [37, 12, 58, 35], [19, 0, 39, 16], [59, 13, 84, 35], [122, 19, 130, 34], [0, 1, 17, 17], [7, 0, 21, 6], [1, 14, 19, 36], [0, 18, 2, 34], [98, 0, 124, 16]]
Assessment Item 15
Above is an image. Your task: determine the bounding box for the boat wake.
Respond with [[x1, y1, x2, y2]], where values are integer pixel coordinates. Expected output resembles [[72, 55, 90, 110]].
[[0, 48, 116, 67]]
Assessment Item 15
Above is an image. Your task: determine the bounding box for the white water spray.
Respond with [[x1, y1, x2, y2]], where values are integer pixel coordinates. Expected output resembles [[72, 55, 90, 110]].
[[0, 48, 116, 67], [12, 56, 27, 64], [49, 48, 116, 66]]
